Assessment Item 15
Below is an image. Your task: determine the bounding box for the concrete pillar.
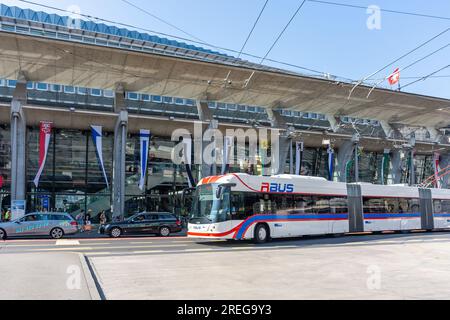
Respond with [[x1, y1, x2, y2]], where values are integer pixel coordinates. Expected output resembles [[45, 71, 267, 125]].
[[266, 109, 287, 128], [10, 78, 27, 207], [272, 134, 291, 175], [201, 120, 218, 178], [336, 141, 354, 182], [196, 101, 214, 122], [112, 86, 128, 221], [390, 150, 402, 184]]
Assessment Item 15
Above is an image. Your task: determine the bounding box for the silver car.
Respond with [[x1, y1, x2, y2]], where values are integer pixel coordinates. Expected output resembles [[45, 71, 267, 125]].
[[0, 212, 79, 240]]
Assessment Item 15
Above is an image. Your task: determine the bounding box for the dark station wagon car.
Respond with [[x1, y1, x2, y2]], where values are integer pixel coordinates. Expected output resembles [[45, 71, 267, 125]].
[[99, 212, 183, 238]]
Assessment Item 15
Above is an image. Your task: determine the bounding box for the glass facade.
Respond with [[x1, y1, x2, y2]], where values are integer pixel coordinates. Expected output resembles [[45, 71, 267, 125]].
[[24, 127, 191, 220], [0, 123, 443, 217], [0, 124, 11, 211], [26, 128, 113, 219]]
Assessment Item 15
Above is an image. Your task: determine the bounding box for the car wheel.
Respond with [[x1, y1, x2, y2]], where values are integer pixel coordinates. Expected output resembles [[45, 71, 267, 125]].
[[110, 227, 122, 238], [50, 228, 64, 239], [254, 224, 269, 244], [0, 228, 6, 240], [159, 226, 170, 237]]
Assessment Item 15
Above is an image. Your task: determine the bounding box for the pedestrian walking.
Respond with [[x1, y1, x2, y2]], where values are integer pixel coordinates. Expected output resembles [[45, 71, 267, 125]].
[[99, 210, 107, 225], [84, 210, 92, 232], [75, 210, 85, 232]]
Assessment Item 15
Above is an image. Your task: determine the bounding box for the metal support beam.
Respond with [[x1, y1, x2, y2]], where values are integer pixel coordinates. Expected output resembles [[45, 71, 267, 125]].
[[112, 109, 128, 221], [10, 75, 27, 210]]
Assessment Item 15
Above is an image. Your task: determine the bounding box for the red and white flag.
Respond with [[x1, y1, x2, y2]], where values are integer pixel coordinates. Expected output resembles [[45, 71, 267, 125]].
[[388, 68, 400, 85], [33, 121, 53, 187]]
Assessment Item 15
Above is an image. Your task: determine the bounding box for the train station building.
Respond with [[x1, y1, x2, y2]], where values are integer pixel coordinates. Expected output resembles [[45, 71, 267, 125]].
[[0, 4, 449, 221]]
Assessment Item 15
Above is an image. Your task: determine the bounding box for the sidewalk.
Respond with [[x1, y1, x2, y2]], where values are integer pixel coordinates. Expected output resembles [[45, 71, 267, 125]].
[[0, 252, 100, 300]]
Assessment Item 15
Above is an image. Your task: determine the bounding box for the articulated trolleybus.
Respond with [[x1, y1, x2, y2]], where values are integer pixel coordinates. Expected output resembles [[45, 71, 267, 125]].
[[187, 173, 450, 243]]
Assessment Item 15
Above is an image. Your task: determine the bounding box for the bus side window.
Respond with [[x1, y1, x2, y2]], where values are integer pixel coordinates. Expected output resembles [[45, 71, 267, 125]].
[[434, 200, 442, 214]]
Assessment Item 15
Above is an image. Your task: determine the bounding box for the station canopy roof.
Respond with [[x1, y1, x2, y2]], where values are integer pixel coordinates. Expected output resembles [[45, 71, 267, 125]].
[[0, 4, 449, 129]]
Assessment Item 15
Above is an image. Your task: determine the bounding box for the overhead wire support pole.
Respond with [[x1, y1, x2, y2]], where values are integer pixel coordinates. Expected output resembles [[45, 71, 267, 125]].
[[348, 27, 450, 100]]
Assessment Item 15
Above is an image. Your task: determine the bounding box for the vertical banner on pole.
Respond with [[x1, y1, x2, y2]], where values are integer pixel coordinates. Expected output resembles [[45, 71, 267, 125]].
[[295, 141, 304, 175], [222, 136, 233, 175], [138, 129, 151, 191], [381, 149, 390, 185], [91, 125, 109, 188], [327, 146, 335, 181], [183, 137, 195, 188], [434, 152, 441, 189], [33, 121, 53, 188]]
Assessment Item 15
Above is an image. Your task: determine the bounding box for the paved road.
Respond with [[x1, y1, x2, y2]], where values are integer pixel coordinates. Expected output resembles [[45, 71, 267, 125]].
[[3, 231, 450, 299]]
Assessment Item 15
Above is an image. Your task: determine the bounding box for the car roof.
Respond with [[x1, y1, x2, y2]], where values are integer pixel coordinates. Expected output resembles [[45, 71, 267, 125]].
[[28, 212, 69, 215]]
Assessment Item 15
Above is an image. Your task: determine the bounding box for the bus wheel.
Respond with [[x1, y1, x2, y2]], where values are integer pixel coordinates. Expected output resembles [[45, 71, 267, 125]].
[[254, 224, 269, 244]]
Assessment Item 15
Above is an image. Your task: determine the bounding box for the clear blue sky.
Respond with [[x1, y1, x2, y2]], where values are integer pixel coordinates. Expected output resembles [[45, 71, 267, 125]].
[[3, 0, 450, 99]]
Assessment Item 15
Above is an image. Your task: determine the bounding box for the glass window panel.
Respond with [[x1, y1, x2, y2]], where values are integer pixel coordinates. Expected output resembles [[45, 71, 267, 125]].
[[434, 200, 442, 214], [90, 88, 102, 96], [54, 129, 87, 194], [36, 83, 48, 91], [163, 96, 173, 104], [152, 95, 162, 103], [0, 125, 11, 193], [127, 92, 139, 100], [64, 86, 75, 94], [442, 200, 450, 213], [27, 127, 54, 194], [87, 131, 113, 195], [125, 134, 146, 196], [103, 90, 114, 98]]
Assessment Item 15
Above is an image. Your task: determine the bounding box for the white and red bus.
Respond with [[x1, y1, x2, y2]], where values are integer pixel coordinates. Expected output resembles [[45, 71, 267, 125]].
[[187, 173, 450, 243]]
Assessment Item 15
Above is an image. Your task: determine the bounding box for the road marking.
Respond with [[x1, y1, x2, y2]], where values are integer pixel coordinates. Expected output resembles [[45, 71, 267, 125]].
[[29, 243, 190, 252], [183, 248, 215, 252], [55, 240, 80, 246], [36, 247, 94, 251], [132, 250, 165, 254]]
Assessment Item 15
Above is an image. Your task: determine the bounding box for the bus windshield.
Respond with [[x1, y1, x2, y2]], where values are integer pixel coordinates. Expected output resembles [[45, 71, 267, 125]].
[[190, 184, 231, 224]]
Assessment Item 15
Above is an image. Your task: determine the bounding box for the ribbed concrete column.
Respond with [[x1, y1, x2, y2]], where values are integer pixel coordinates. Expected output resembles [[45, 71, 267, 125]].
[[112, 85, 128, 221], [10, 79, 27, 208], [390, 150, 402, 184], [201, 120, 218, 178], [272, 134, 291, 175], [267, 109, 290, 175], [336, 141, 354, 182]]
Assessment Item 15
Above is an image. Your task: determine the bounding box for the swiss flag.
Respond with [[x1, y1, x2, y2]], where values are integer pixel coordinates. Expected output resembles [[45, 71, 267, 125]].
[[0, 175, 3, 188], [388, 68, 400, 85]]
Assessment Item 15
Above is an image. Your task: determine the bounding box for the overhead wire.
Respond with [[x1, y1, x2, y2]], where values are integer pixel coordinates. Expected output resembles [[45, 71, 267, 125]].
[[307, 0, 450, 22]]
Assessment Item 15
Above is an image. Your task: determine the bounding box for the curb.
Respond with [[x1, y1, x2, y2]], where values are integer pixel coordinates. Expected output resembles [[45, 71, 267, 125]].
[[78, 253, 105, 300]]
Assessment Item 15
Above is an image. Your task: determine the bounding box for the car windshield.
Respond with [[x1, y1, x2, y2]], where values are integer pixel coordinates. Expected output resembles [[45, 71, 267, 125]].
[[190, 184, 231, 224]]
